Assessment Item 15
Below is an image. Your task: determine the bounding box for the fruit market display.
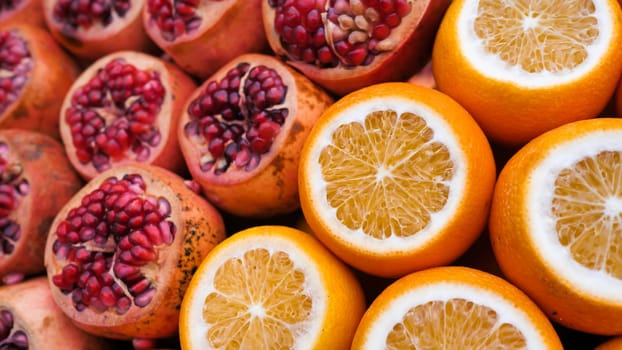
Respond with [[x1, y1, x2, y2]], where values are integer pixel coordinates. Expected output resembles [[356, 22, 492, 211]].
[[1, 0, 622, 349]]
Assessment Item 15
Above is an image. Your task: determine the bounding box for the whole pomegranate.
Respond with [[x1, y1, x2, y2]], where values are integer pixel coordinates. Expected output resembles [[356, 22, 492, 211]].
[[0, 24, 79, 140], [0, 0, 45, 28], [42, 0, 155, 61], [44, 163, 226, 340], [143, 0, 268, 79], [0, 277, 110, 349], [59, 50, 196, 180], [263, 0, 451, 95], [178, 53, 334, 218], [0, 129, 82, 284]]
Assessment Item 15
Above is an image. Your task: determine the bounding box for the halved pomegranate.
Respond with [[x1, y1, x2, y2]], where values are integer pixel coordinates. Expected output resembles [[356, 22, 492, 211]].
[[0, 129, 82, 285], [0, 0, 45, 28], [42, 0, 155, 61], [263, 0, 451, 95], [60, 50, 196, 180], [179, 53, 334, 218], [44, 163, 226, 340], [0, 277, 110, 348], [0, 24, 79, 140], [143, 0, 268, 79]]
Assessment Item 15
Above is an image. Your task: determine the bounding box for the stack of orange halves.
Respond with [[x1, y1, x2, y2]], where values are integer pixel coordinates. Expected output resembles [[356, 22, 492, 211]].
[[178, 0, 622, 349]]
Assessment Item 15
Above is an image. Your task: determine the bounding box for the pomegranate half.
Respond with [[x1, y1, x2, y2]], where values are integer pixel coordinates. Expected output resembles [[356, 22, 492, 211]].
[[143, 0, 268, 79], [42, 0, 155, 61], [0, 129, 82, 284], [60, 50, 196, 180], [44, 163, 226, 340], [178, 53, 334, 218], [263, 0, 451, 95], [0, 277, 110, 349], [0, 24, 80, 140]]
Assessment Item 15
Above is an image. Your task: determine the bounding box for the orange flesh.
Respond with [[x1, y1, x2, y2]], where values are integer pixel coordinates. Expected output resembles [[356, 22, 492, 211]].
[[386, 298, 527, 348], [552, 151, 622, 279], [474, 0, 599, 73], [318, 110, 454, 239], [201, 248, 313, 349]]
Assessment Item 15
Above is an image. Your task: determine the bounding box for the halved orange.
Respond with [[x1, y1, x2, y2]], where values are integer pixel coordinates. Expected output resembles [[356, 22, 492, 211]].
[[351, 266, 563, 349], [178, 225, 365, 349], [298, 82, 496, 278], [596, 336, 622, 350], [433, 0, 622, 145], [489, 118, 622, 334]]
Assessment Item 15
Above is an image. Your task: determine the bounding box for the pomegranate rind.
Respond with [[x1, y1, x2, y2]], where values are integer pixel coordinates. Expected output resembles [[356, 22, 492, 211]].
[[0, 277, 110, 349], [0, 24, 80, 140], [0, 129, 82, 280], [59, 50, 196, 181], [144, 0, 268, 79], [262, 0, 451, 96], [43, 163, 226, 339], [178, 53, 334, 218], [42, 0, 155, 60], [0, 0, 45, 28]]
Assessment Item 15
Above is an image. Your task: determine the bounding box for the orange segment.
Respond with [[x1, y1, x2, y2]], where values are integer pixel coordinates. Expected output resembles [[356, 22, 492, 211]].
[[474, 1, 599, 73], [386, 298, 527, 348], [201, 249, 312, 348], [351, 266, 563, 349], [299, 82, 496, 277], [433, 0, 622, 145], [552, 151, 622, 277], [179, 225, 365, 349], [489, 118, 622, 334], [320, 110, 454, 239]]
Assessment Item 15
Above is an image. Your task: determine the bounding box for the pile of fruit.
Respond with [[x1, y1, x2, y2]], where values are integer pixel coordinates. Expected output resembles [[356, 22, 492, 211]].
[[1, 0, 622, 349]]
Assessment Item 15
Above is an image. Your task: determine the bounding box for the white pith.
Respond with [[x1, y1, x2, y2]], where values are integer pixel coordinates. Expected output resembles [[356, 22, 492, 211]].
[[457, 0, 614, 87], [360, 282, 548, 348], [304, 96, 466, 254], [528, 131, 622, 303], [185, 235, 327, 350]]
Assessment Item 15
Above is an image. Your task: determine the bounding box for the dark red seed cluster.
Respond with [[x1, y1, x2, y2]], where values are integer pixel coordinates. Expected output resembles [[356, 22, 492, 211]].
[[51, 173, 175, 315], [53, 0, 131, 30], [0, 30, 32, 115], [0, 310, 28, 350], [184, 62, 288, 174], [65, 58, 166, 173], [270, 0, 412, 67], [147, 0, 207, 41], [0, 142, 29, 256]]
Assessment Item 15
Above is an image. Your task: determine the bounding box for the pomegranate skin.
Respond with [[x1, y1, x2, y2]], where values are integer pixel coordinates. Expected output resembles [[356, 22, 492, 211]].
[[179, 53, 334, 218], [0, 0, 45, 28], [0, 129, 82, 282], [42, 0, 155, 61], [143, 0, 268, 79], [263, 0, 451, 96], [59, 50, 197, 181], [44, 163, 226, 340], [0, 24, 80, 140], [0, 277, 110, 349]]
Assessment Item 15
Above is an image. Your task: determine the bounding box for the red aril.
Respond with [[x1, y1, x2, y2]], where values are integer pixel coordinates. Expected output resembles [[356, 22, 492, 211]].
[[0, 24, 80, 140], [60, 50, 196, 180], [43, 0, 155, 60], [178, 53, 334, 218], [143, 0, 268, 79], [263, 0, 451, 96], [0, 277, 110, 348], [44, 163, 226, 340], [0, 129, 82, 285]]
